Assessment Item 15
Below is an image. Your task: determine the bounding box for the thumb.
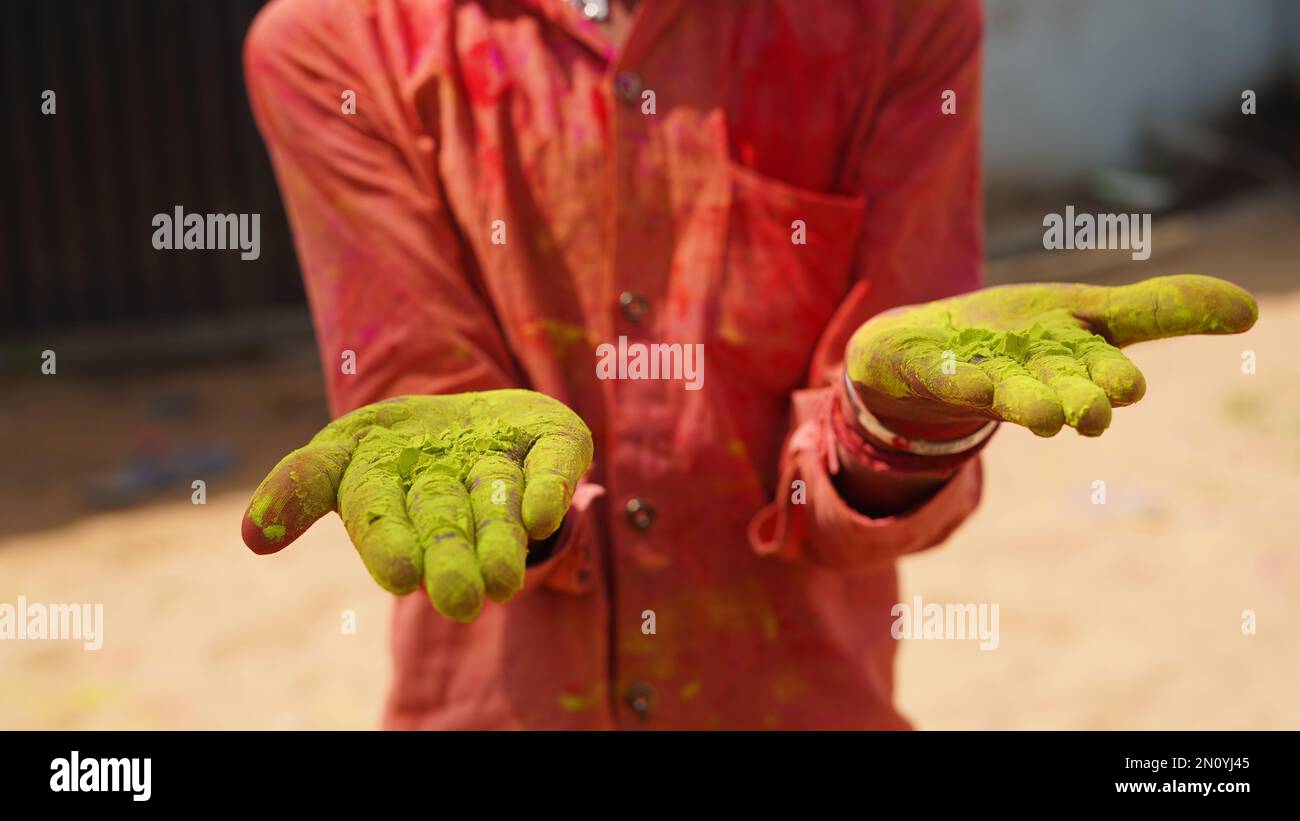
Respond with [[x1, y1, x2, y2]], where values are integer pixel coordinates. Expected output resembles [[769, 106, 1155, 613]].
[[1074, 274, 1258, 347], [242, 438, 352, 554]]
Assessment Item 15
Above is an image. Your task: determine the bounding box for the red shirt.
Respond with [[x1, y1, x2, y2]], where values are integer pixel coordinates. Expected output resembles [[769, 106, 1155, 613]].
[[246, 0, 985, 729]]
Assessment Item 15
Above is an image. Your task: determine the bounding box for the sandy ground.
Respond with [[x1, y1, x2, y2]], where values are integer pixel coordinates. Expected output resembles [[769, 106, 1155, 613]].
[[1, 194, 1297, 730], [897, 295, 1300, 729]]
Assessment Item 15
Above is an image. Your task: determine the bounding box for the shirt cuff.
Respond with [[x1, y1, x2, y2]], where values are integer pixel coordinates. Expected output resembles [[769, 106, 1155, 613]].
[[520, 481, 605, 595], [747, 387, 984, 574]]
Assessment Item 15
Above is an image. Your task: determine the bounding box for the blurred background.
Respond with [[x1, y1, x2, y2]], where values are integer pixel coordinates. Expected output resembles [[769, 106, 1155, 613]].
[[1, 0, 1297, 729]]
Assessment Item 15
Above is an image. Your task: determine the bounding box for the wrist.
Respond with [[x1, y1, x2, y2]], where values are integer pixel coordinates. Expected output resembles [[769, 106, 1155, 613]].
[[839, 370, 998, 458], [829, 397, 960, 515], [835, 382, 982, 443]]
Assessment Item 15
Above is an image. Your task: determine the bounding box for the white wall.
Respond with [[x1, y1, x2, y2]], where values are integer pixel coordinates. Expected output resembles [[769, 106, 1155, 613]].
[[983, 0, 1292, 187]]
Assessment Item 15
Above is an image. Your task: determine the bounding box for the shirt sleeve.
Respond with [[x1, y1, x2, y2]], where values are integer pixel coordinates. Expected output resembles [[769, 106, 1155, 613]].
[[244, 0, 593, 586], [749, 0, 986, 572], [244, 0, 520, 417]]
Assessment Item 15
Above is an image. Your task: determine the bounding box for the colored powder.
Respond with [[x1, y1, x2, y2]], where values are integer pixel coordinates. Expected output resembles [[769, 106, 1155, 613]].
[[846, 275, 1256, 437], [245, 390, 593, 624]]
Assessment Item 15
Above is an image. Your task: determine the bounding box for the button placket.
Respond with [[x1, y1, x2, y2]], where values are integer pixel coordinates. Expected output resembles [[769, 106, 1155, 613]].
[[607, 45, 671, 727]]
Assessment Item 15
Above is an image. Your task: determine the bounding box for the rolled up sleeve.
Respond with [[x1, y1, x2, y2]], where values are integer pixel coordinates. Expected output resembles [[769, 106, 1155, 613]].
[[245, 0, 520, 417], [749, 0, 987, 573], [245, 0, 590, 592], [748, 388, 983, 574]]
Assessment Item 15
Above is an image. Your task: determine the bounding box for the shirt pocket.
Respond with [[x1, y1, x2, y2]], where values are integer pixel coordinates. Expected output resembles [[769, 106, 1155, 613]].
[[712, 161, 866, 394]]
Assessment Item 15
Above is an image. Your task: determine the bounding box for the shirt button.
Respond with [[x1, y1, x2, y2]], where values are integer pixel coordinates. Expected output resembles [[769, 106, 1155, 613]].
[[625, 497, 656, 531], [613, 71, 642, 106], [625, 682, 654, 719], [618, 290, 649, 323], [572, 0, 608, 21]]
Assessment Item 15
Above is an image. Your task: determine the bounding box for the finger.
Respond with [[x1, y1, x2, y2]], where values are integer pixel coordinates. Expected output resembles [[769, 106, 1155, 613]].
[[467, 455, 528, 603], [242, 398, 418, 555], [407, 469, 484, 622], [1076, 274, 1258, 346], [1035, 323, 1147, 407], [242, 438, 352, 555], [522, 431, 593, 540], [1046, 325, 1148, 407], [1023, 339, 1112, 436], [1083, 346, 1146, 406], [977, 357, 1066, 437], [337, 432, 425, 596]]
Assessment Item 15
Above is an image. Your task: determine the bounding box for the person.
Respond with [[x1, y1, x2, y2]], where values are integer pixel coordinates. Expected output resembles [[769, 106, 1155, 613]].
[[240, 0, 1257, 729]]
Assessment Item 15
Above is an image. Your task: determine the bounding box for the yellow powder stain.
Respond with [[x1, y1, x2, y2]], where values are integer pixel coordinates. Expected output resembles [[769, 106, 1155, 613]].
[[446, 340, 473, 363], [772, 671, 808, 704], [703, 594, 752, 633], [762, 612, 779, 642], [631, 543, 672, 570], [679, 680, 702, 701], [559, 687, 600, 713], [524, 317, 590, 360], [719, 319, 747, 346], [532, 227, 559, 256], [724, 437, 747, 459], [66, 683, 117, 711]]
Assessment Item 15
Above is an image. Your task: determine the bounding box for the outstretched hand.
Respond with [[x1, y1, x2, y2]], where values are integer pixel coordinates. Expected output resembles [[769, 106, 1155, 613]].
[[845, 274, 1258, 438], [241, 390, 593, 622]]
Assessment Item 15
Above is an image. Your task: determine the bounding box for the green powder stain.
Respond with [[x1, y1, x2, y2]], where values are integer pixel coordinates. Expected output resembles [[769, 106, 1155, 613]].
[[380, 418, 533, 488], [845, 276, 1256, 437], [261, 524, 286, 542], [724, 438, 747, 459], [946, 317, 1112, 366], [248, 494, 273, 528], [525, 317, 590, 360], [946, 320, 1111, 430], [559, 688, 599, 712], [244, 390, 594, 624]]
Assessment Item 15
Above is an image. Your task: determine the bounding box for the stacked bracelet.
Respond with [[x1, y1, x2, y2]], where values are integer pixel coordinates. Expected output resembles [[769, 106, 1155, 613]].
[[841, 370, 999, 457]]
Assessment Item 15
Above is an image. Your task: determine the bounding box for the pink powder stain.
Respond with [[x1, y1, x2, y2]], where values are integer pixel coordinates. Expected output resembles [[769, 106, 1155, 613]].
[[462, 39, 510, 106], [589, 86, 609, 144], [358, 322, 381, 347]]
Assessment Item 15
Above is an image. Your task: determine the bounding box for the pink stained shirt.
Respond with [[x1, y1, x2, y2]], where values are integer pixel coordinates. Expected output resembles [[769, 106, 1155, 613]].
[[245, 0, 986, 729]]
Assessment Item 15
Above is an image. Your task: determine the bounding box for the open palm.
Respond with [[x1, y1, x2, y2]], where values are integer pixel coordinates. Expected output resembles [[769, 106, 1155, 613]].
[[846, 274, 1258, 438], [241, 390, 593, 622]]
